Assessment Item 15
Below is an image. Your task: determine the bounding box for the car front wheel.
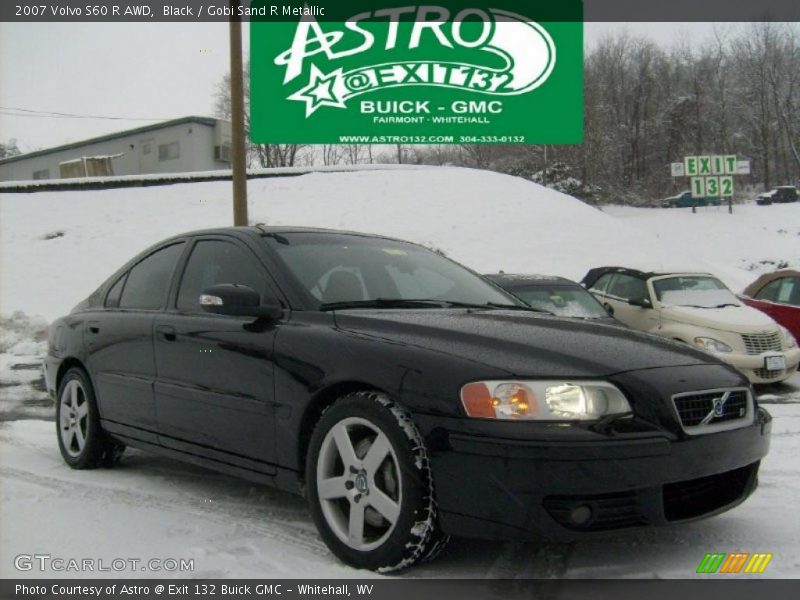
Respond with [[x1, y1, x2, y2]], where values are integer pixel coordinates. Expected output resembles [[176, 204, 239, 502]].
[[306, 391, 448, 572]]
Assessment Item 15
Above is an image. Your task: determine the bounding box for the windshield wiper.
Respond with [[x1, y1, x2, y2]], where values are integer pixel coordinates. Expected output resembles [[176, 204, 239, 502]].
[[714, 303, 740, 308], [485, 302, 555, 315], [319, 298, 553, 314], [319, 298, 458, 311]]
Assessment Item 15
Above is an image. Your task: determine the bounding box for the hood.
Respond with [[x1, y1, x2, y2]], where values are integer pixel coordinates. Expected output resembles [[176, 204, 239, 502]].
[[661, 304, 779, 334], [332, 309, 720, 378]]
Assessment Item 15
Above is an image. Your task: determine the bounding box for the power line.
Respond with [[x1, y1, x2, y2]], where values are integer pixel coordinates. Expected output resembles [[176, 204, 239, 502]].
[[0, 106, 178, 121]]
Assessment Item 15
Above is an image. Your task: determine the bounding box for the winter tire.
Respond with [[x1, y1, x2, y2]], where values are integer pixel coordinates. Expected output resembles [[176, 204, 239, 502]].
[[56, 367, 124, 469], [306, 391, 448, 572]]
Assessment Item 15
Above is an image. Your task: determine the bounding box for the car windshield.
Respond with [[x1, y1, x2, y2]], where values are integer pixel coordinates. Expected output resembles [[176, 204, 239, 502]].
[[652, 276, 741, 308], [508, 285, 609, 318], [265, 233, 520, 309]]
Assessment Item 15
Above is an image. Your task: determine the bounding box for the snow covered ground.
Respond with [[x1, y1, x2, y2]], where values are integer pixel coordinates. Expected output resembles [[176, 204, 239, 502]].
[[1, 393, 799, 579], [1, 166, 798, 578]]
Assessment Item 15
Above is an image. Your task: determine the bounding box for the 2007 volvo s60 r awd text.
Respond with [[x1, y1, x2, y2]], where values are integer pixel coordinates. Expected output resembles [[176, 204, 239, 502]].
[[43, 226, 771, 572]]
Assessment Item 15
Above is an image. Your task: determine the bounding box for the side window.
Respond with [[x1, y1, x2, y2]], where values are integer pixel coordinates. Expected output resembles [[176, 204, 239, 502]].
[[755, 279, 782, 302], [608, 274, 648, 302], [119, 243, 185, 310], [176, 240, 267, 312], [756, 279, 783, 302], [589, 273, 614, 295], [104, 274, 127, 308], [777, 277, 799, 306]]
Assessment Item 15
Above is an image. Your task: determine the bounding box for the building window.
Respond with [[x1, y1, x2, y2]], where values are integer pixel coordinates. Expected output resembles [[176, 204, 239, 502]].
[[158, 141, 180, 161], [142, 143, 152, 155], [32, 169, 50, 180]]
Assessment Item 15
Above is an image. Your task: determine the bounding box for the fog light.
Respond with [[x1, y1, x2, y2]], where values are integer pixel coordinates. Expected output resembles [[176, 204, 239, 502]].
[[570, 504, 593, 525]]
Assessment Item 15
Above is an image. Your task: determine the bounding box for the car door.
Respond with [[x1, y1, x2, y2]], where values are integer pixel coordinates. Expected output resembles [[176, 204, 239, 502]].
[[87, 242, 186, 441], [152, 236, 282, 469], [751, 277, 800, 338], [604, 274, 658, 331], [587, 273, 618, 317]]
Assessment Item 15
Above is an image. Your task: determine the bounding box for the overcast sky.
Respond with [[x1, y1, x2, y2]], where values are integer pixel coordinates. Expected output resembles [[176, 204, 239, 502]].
[[0, 21, 724, 152]]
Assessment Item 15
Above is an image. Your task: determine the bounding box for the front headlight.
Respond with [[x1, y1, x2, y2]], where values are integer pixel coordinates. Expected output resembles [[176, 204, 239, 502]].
[[460, 380, 632, 421], [780, 326, 797, 349], [694, 336, 733, 353]]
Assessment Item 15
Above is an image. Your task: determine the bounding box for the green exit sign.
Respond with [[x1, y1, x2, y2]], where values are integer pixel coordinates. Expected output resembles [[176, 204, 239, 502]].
[[684, 155, 738, 177]]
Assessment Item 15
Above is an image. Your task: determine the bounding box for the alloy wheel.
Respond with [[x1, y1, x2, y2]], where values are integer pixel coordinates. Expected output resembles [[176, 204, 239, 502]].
[[59, 379, 89, 458], [316, 417, 402, 551]]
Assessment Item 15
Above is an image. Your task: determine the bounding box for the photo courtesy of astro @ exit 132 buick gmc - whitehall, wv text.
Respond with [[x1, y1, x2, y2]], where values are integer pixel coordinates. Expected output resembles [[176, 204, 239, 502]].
[[43, 227, 772, 572]]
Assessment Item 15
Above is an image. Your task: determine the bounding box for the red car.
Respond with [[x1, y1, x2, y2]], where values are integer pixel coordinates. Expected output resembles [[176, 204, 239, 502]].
[[741, 270, 800, 341]]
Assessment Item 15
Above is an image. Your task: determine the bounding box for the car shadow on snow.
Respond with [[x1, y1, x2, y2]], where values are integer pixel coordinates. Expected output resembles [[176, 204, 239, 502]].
[[108, 448, 742, 578]]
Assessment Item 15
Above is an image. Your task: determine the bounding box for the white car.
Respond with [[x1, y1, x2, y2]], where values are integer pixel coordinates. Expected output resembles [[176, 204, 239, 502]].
[[582, 267, 800, 384]]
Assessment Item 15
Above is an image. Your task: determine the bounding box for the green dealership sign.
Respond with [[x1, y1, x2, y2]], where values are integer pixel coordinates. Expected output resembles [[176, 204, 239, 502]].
[[250, 1, 583, 144]]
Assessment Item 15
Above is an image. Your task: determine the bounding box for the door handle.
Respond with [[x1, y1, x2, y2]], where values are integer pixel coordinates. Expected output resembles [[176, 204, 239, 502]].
[[87, 321, 100, 334], [156, 325, 176, 342]]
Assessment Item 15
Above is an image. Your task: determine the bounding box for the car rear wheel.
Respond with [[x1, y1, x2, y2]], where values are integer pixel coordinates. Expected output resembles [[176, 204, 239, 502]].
[[306, 391, 448, 572], [56, 367, 124, 469]]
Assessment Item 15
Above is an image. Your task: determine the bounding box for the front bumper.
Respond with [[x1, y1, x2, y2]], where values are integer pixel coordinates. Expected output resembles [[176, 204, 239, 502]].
[[718, 348, 800, 384], [416, 408, 771, 541]]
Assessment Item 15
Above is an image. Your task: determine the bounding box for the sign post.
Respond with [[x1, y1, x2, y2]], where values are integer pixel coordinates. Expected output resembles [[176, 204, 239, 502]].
[[671, 155, 749, 214]]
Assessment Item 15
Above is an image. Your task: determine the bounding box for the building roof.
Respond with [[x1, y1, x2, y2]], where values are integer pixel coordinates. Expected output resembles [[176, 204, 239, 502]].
[[0, 116, 218, 166]]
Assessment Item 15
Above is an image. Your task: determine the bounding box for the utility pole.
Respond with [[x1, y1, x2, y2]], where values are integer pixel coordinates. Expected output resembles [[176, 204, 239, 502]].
[[229, 0, 248, 226]]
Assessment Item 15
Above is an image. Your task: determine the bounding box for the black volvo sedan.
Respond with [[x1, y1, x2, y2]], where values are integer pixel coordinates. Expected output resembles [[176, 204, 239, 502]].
[[44, 226, 771, 572]]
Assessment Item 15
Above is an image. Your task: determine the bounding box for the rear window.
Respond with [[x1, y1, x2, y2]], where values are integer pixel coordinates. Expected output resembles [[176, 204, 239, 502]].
[[511, 285, 608, 318]]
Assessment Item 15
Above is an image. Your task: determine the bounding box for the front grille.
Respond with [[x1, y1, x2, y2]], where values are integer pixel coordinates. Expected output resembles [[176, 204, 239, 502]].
[[673, 389, 749, 428], [753, 368, 784, 380], [741, 331, 782, 355], [544, 491, 648, 532], [663, 463, 758, 521]]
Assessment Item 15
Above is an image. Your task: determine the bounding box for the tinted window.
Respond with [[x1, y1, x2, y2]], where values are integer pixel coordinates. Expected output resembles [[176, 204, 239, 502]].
[[771, 277, 800, 306], [589, 273, 614, 294], [608, 274, 648, 302], [755, 279, 782, 302], [119, 243, 184, 310], [780, 277, 800, 305], [104, 274, 127, 308], [176, 240, 267, 311]]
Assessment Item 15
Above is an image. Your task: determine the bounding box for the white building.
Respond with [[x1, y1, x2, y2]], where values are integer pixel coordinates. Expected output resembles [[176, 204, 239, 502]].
[[0, 116, 232, 182]]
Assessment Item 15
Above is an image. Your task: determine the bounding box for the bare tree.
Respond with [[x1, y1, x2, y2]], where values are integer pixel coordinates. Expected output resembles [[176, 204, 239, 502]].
[[214, 63, 306, 168]]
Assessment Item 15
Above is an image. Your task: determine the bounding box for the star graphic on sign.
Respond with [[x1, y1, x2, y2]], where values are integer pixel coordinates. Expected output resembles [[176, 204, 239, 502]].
[[288, 65, 347, 117]]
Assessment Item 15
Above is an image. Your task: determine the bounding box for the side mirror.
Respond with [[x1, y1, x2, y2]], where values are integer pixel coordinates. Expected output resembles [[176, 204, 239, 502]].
[[199, 284, 282, 320], [628, 297, 652, 309]]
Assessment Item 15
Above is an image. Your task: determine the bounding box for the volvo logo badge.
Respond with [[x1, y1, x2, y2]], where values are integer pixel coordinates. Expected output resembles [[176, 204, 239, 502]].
[[702, 391, 732, 424], [354, 473, 369, 494]]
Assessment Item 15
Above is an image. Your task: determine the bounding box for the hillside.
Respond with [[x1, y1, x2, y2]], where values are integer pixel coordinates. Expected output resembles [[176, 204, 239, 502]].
[[0, 166, 796, 321]]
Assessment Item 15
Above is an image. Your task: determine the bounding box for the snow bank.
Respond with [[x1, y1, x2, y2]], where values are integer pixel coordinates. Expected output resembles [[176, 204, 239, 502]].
[[0, 166, 794, 322]]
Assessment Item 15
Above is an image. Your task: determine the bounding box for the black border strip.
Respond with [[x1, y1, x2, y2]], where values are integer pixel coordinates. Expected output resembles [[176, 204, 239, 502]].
[[1, 0, 799, 22]]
